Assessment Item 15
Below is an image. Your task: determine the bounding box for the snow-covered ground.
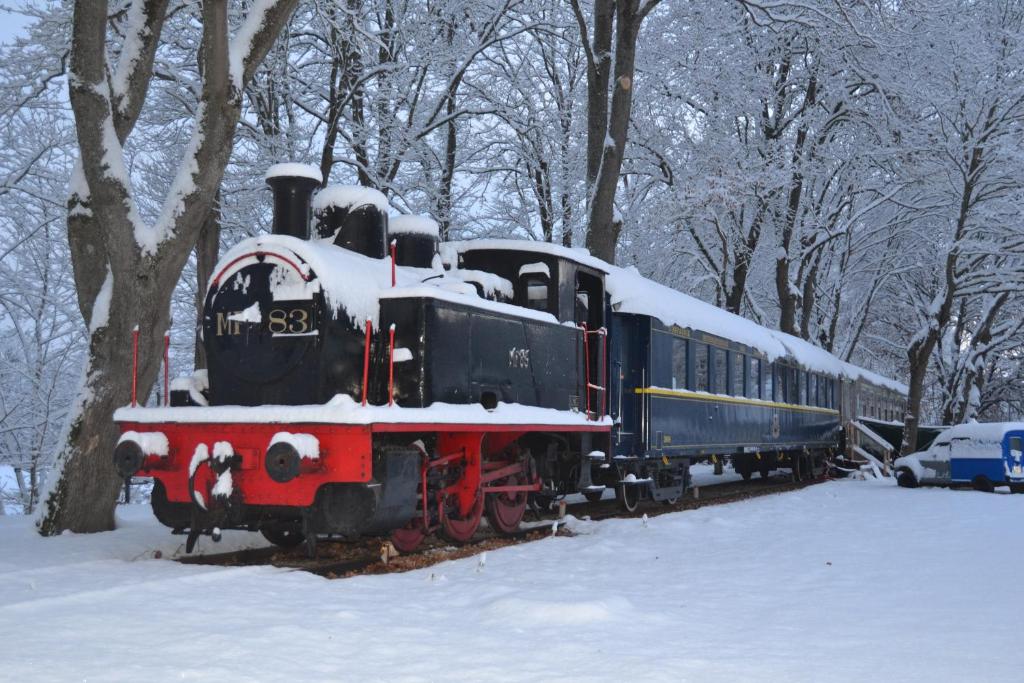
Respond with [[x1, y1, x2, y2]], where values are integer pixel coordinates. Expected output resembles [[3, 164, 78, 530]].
[[2, 478, 1021, 681]]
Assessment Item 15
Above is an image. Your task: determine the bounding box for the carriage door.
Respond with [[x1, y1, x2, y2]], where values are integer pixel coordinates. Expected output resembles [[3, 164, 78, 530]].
[[574, 268, 606, 418]]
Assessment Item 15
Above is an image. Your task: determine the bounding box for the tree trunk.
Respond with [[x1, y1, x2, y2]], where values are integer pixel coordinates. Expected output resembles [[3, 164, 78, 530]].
[[37, 0, 298, 535], [194, 201, 221, 370]]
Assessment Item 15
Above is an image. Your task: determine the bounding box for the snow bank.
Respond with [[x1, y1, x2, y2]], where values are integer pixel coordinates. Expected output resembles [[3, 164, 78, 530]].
[[311, 184, 389, 214], [265, 162, 322, 183], [390, 214, 440, 237], [4, 480, 1024, 682]]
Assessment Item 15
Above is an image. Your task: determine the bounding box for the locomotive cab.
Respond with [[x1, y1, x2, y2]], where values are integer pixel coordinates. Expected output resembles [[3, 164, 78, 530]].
[[452, 244, 606, 330]]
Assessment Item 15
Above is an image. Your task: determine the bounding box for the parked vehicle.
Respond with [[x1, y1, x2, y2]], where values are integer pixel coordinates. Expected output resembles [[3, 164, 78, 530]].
[[894, 422, 1024, 492]]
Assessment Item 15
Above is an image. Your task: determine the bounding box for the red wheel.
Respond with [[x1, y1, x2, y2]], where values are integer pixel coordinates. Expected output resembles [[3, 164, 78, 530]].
[[485, 472, 528, 535], [441, 491, 484, 543], [391, 518, 427, 553]]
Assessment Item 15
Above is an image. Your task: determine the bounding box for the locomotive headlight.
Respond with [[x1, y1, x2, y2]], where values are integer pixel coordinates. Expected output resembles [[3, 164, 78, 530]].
[[113, 431, 170, 477], [113, 440, 145, 478], [265, 442, 301, 483], [265, 432, 321, 483]]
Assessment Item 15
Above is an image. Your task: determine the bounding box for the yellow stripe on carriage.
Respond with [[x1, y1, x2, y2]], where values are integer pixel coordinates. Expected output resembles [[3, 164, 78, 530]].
[[634, 387, 841, 416]]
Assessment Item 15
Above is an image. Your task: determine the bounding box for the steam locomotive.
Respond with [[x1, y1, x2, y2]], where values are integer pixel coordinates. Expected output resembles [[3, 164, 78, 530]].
[[114, 163, 905, 554]]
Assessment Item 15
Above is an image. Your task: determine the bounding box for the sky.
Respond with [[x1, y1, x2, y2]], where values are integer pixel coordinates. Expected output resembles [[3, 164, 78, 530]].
[[0, 2, 34, 45]]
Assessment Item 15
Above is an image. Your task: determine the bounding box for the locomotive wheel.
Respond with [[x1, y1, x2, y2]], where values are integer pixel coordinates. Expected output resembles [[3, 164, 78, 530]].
[[759, 465, 771, 479], [616, 482, 640, 513], [391, 518, 427, 553], [261, 527, 305, 548], [485, 472, 528, 535], [441, 491, 484, 544]]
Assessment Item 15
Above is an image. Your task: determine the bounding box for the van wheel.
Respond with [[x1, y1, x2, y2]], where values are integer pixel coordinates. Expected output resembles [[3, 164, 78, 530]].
[[972, 476, 995, 493], [1010, 484, 1024, 494], [896, 469, 918, 489]]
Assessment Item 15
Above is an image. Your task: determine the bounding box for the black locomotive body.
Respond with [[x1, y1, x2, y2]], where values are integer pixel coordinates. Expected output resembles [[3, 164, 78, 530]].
[[116, 162, 906, 551]]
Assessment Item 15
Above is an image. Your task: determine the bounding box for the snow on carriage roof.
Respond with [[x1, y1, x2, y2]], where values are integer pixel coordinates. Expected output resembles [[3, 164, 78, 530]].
[[444, 239, 610, 272], [390, 214, 440, 238], [311, 184, 390, 213], [264, 162, 322, 184], [606, 264, 906, 392], [445, 239, 905, 393]]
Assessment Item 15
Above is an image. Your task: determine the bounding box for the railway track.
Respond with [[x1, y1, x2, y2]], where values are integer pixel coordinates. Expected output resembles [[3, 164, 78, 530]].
[[178, 472, 826, 578]]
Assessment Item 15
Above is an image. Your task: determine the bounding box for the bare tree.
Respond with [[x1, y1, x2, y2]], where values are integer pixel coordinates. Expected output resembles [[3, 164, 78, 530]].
[[37, 0, 298, 535], [572, 0, 662, 263]]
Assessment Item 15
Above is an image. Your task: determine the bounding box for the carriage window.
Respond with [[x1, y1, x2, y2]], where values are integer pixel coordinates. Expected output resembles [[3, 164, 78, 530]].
[[798, 371, 807, 405], [524, 275, 548, 310], [731, 353, 745, 396], [693, 342, 709, 392], [774, 365, 786, 403], [712, 347, 727, 394], [809, 374, 818, 407], [764, 362, 773, 401], [748, 358, 761, 399], [671, 338, 687, 391]]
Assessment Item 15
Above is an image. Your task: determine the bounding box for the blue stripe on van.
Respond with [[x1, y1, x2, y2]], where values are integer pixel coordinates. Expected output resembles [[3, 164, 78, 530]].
[[950, 457, 1005, 483]]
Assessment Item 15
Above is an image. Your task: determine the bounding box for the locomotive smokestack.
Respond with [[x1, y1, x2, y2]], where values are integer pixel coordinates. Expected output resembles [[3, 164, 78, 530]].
[[265, 163, 324, 239]]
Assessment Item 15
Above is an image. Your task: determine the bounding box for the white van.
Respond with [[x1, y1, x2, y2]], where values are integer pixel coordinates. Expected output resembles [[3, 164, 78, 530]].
[[894, 422, 1024, 492]]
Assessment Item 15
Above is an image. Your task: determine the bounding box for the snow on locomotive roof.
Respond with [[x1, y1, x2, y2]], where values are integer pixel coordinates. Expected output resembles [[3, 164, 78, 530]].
[[264, 162, 323, 183], [311, 184, 390, 213], [390, 214, 440, 237], [444, 239, 609, 273], [214, 235, 555, 329]]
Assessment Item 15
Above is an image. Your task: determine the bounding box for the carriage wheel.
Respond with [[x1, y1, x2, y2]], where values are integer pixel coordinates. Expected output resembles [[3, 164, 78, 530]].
[[485, 471, 528, 535], [441, 491, 484, 543], [616, 482, 640, 513], [391, 517, 428, 553]]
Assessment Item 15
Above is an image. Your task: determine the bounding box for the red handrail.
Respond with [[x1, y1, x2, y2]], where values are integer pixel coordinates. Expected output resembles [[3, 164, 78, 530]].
[[388, 324, 396, 406], [361, 318, 372, 406]]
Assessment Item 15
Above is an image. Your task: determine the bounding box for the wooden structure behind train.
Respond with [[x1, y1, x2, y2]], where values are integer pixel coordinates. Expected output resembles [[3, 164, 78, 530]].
[[114, 163, 906, 554]]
